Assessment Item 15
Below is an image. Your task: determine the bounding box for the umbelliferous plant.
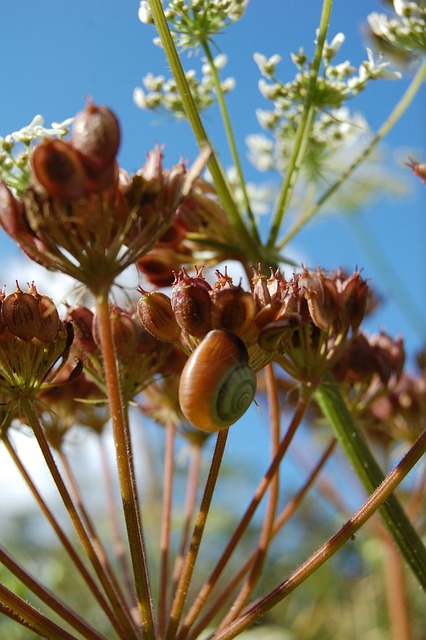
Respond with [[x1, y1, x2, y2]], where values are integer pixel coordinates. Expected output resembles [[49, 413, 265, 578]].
[[0, 1, 425, 639]]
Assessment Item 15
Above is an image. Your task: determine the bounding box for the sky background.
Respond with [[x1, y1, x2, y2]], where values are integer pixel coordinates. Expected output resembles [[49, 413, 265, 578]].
[[0, 1, 425, 508]]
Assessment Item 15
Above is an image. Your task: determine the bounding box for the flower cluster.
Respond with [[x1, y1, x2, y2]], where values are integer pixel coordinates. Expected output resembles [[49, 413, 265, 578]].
[[134, 54, 235, 119], [136, 265, 369, 431], [138, 0, 249, 49], [0, 282, 72, 402], [0, 102, 202, 294], [247, 38, 400, 179], [368, 0, 426, 60]]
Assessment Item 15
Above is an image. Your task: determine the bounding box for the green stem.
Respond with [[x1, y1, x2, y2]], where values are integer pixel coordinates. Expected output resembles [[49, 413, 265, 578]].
[[95, 291, 154, 638], [279, 58, 426, 249], [211, 427, 426, 640], [201, 41, 261, 244], [315, 377, 426, 590], [166, 429, 229, 640], [267, 0, 333, 247], [147, 0, 258, 258]]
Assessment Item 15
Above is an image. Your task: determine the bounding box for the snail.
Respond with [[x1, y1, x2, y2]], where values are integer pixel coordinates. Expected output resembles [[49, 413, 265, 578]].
[[178, 330, 257, 433]]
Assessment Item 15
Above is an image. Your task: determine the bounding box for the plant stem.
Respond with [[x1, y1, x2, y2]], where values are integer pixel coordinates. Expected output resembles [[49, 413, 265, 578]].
[[200, 40, 261, 244], [381, 527, 413, 640], [185, 437, 336, 640], [267, 0, 333, 247], [158, 420, 176, 640], [95, 290, 154, 638], [0, 583, 79, 640], [177, 392, 310, 639], [166, 429, 229, 640], [211, 427, 426, 640], [315, 377, 426, 590], [22, 400, 139, 640], [0, 546, 106, 640], [147, 0, 258, 258], [3, 433, 118, 627], [279, 58, 426, 249], [216, 365, 281, 630]]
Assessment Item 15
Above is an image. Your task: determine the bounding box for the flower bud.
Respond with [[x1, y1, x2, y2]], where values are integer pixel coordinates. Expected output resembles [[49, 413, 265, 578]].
[[299, 270, 339, 330], [339, 272, 368, 331], [0, 180, 28, 238], [29, 284, 60, 343], [1, 284, 42, 341], [210, 287, 255, 337], [66, 305, 97, 355], [171, 270, 212, 338], [71, 101, 120, 172], [137, 290, 181, 343], [31, 139, 86, 201]]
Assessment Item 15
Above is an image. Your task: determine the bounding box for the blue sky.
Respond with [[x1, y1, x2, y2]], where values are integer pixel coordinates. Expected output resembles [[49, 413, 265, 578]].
[[0, 0, 425, 358]]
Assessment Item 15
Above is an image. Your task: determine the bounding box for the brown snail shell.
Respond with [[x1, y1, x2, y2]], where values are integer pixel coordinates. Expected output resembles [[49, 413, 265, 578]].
[[178, 330, 257, 432]]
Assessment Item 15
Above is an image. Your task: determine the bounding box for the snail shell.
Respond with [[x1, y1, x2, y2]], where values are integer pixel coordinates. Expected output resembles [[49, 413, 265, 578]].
[[178, 330, 257, 433]]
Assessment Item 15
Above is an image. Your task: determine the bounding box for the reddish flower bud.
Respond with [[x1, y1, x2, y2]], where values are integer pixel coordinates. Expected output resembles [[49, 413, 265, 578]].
[[339, 271, 369, 331], [29, 284, 60, 343], [31, 139, 86, 201], [66, 305, 97, 354], [0, 180, 28, 238], [299, 270, 339, 330], [71, 101, 120, 172], [110, 309, 142, 362], [1, 284, 42, 341], [137, 290, 181, 343], [171, 270, 212, 338], [137, 249, 179, 288], [210, 287, 255, 337]]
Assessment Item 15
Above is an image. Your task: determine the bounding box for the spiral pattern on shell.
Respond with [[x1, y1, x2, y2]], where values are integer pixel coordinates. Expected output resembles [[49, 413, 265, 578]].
[[178, 330, 257, 432]]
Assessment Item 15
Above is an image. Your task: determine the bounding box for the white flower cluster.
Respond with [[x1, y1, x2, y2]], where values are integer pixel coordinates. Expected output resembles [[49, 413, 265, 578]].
[[368, 0, 426, 57], [138, 0, 248, 49], [0, 115, 73, 195], [245, 34, 400, 179], [133, 54, 235, 118]]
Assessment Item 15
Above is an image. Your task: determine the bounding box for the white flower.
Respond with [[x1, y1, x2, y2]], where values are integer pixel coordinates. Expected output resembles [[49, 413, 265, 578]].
[[253, 52, 281, 77], [138, 1, 153, 24], [328, 32, 345, 55], [9, 115, 73, 143]]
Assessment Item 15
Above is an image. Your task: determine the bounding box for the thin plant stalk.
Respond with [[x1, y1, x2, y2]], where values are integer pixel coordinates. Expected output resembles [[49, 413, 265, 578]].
[[147, 0, 258, 258], [210, 427, 426, 640], [171, 443, 202, 592], [95, 290, 154, 637], [2, 433, 124, 630], [381, 527, 413, 640], [58, 448, 135, 621], [98, 434, 135, 605], [216, 364, 282, 630], [165, 429, 229, 640], [185, 437, 337, 640], [158, 419, 176, 639], [177, 391, 311, 639], [200, 40, 260, 244], [267, 0, 333, 247], [315, 378, 426, 590], [21, 398, 138, 640], [0, 582, 81, 640], [0, 546, 106, 640], [279, 58, 426, 249]]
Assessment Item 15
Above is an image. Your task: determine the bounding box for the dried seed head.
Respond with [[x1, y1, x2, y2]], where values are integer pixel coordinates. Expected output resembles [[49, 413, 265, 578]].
[[29, 284, 60, 343], [31, 139, 86, 201], [171, 269, 212, 338], [339, 271, 369, 331], [71, 100, 120, 172], [210, 287, 256, 338], [66, 305, 97, 355], [137, 290, 181, 343], [1, 283, 42, 341]]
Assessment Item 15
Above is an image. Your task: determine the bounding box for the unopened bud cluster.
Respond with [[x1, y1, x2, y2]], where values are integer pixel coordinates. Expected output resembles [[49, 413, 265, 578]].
[[0, 282, 71, 397], [0, 102, 194, 293]]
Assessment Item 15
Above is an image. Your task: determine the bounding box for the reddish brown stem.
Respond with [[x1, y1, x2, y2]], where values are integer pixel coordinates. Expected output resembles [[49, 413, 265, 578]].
[[165, 429, 229, 640], [158, 420, 176, 639], [95, 291, 154, 638], [211, 428, 426, 640], [177, 393, 310, 639]]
